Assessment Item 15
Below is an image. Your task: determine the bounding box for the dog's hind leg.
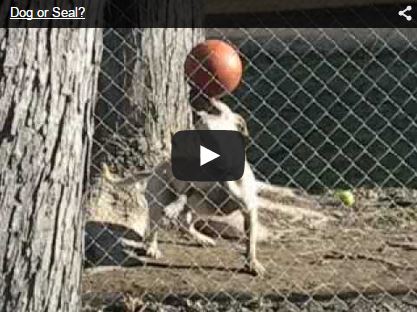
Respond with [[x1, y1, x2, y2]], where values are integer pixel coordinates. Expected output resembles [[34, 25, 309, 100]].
[[178, 208, 216, 247], [188, 220, 216, 247]]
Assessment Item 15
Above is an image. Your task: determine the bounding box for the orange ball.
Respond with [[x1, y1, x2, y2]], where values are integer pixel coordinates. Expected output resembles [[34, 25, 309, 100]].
[[185, 40, 243, 98]]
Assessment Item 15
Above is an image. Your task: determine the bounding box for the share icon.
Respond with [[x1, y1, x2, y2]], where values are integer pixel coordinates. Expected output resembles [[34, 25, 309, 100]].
[[399, 5, 412, 21]]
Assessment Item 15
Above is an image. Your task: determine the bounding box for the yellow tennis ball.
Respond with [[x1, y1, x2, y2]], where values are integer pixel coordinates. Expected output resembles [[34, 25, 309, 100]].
[[334, 190, 355, 206]]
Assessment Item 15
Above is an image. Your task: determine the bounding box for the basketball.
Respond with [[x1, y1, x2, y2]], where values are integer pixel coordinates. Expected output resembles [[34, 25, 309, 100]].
[[185, 40, 243, 98]]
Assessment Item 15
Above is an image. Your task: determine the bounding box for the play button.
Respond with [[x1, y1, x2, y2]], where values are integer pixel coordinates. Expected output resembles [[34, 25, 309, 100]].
[[171, 130, 245, 181], [200, 145, 220, 166]]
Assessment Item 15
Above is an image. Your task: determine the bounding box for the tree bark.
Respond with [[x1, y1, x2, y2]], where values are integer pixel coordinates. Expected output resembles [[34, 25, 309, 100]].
[[124, 27, 205, 168], [93, 2, 205, 172], [0, 28, 102, 312]]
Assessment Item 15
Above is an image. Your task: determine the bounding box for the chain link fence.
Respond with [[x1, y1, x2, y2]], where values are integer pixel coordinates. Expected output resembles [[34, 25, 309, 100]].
[[82, 28, 417, 311]]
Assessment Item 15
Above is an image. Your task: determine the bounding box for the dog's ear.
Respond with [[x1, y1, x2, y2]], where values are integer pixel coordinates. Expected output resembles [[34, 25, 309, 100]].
[[235, 114, 250, 138]]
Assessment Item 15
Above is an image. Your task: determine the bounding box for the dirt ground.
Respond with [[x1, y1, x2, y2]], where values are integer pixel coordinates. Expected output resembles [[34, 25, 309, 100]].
[[82, 188, 417, 311], [82, 230, 417, 311]]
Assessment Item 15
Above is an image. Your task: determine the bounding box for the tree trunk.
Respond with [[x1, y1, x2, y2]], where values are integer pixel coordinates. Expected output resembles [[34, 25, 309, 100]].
[[0, 28, 102, 312], [93, 2, 205, 172], [124, 27, 204, 168]]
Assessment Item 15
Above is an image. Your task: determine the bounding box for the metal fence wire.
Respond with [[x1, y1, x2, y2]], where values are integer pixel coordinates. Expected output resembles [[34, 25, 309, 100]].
[[82, 28, 417, 311]]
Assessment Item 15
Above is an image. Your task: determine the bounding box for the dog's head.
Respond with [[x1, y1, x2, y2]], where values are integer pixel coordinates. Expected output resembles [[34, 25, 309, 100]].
[[197, 98, 251, 145]]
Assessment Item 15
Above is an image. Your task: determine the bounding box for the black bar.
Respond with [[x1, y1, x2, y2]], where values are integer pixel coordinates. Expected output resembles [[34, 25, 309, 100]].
[[1, 0, 416, 28]]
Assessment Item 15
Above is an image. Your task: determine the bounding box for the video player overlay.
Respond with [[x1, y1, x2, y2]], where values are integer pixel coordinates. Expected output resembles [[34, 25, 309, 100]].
[[1, 0, 416, 28]]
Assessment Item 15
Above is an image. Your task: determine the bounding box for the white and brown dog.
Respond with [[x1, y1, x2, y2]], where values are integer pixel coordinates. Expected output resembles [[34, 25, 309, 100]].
[[107, 98, 264, 276], [140, 98, 265, 276]]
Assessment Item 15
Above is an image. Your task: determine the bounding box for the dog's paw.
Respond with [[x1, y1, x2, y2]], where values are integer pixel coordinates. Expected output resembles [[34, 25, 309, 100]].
[[146, 245, 162, 259], [164, 195, 187, 219], [197, 236, 216, 247], [188, 226, 217, 247], [245, 259, 266, 277], [190, 232, 216, 247]]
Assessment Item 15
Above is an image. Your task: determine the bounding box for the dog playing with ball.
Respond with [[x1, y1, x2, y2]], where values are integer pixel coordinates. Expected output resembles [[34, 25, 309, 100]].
[[107, 40, 265, 276], [109, 97, 265, 276]]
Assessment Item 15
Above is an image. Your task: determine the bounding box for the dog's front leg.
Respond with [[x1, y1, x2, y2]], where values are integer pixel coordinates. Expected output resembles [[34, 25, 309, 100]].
[[243, 207, 265, 276], [145, 231, 162, 259]]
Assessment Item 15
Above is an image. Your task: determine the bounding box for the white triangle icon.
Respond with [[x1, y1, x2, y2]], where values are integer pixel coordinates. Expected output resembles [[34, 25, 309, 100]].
[[200, 145, 220, 166]]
